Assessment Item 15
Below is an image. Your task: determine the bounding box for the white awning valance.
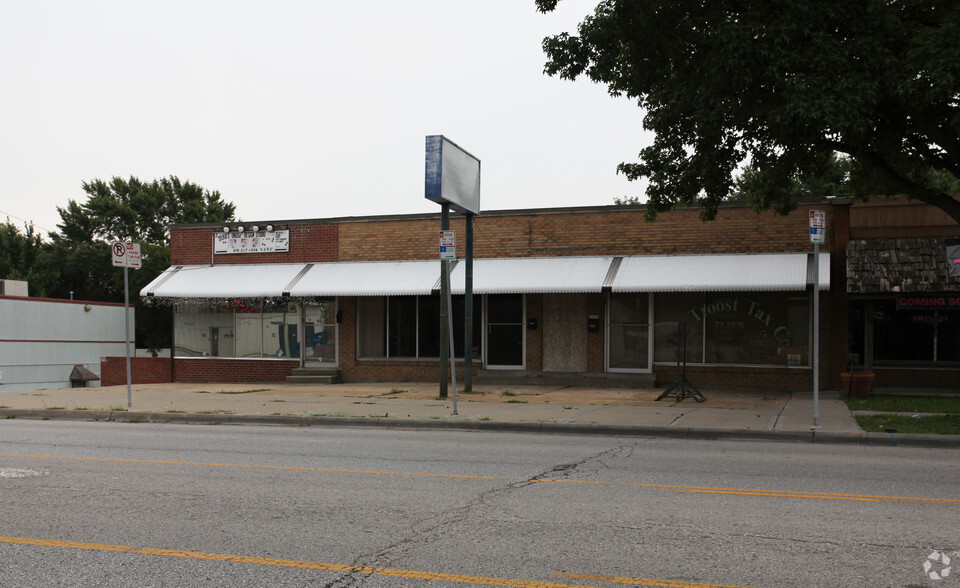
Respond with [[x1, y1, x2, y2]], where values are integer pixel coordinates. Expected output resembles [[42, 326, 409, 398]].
[[612, 253, 830, 292], [140, 264, 310, 299], [449, 256, 615, 294], [142, 252, 829, 300], [286, 260, 441, 297]]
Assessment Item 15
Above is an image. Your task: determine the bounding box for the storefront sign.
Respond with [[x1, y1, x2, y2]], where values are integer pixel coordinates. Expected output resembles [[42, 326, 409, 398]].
[[214, 230, 289, 254], [896, 294, 960, 310]]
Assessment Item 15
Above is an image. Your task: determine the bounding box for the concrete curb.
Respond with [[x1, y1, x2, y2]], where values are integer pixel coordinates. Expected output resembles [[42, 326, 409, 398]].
[[5, 408, 960, 448]]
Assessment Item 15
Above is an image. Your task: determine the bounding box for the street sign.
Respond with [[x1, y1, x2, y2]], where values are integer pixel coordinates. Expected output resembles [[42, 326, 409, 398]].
[[809, 210, 826, 244], [111, 242, 142, 269], [439, 230, 456, 260]]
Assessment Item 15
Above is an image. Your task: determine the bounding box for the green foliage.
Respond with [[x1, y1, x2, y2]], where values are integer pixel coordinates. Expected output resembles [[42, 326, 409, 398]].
[[0, 221, 59, 295], [2, 176, 235, 354], [855, 414, 960, 435], [844, 395, 960, 414], [537, 0, 960, 223]]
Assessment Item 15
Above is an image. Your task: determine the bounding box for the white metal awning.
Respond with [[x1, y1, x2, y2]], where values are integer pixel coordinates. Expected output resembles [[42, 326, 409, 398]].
[[611, 253, 830, 292], [140, 264, 310, 299], [142, 252, 829, 300], [286, 260, 441, 297], [449, 256, 615, 294]]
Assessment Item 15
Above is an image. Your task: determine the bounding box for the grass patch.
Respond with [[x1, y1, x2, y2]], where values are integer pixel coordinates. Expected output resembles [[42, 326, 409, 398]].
[[110, 407, 128, 412], [270, 399, 286, 403], [166, 410, 186, 414], [194, 390, 209, 394], [856, 414, 960, 435], [506, 399, 528, 404], [383, 389, 406, 395], [500, 390, 517, 397], [0, 405, 8, 409], [5, 414, 15, 419], [845, 395, 960, 414], [218, 389, 269, 395], [479, 417, 491, 421], [47, 407, 66, 410], [74, 407, 88, 411], [197, 409, 235, 415], [307, 412, 346, 417]]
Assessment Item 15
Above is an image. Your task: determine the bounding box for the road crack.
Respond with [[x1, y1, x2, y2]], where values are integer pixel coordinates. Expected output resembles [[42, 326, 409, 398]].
[[321, 442, 639, 587]]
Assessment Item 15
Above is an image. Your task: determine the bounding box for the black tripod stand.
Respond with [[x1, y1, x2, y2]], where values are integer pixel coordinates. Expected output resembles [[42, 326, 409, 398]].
[[656, 321, 704, 402]]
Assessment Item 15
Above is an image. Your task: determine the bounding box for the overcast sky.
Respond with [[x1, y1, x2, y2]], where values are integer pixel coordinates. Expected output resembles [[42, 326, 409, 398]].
[[1, 1, 652, 237]]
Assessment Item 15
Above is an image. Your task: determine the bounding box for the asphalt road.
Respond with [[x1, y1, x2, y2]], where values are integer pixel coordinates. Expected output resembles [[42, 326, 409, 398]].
[[2, 420, 958, 587]]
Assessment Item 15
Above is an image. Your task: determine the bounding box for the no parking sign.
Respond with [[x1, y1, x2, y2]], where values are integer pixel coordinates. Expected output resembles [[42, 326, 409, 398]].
[[111, 242, 142, 269]]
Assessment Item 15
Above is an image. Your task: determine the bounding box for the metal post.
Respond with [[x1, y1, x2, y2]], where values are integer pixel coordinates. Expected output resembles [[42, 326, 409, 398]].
[[813, 243, 820, 427], [439, 205, 450, 398], [446, 263, 457, 415], [464, 213, 474, 393], [124, 264, 132, 408]]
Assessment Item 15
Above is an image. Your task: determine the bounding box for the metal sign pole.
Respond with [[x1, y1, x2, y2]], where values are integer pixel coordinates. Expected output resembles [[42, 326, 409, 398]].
[[813, 242, 820, 427], [124, 263, 132, 408], [445, 262, 458, 415], [464, 213, 474, 393], [439, 206, 450, 398], [808, 209, 825, 429]]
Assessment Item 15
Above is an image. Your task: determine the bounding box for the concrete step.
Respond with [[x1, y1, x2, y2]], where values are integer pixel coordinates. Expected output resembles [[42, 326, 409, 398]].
[[285, 375, 341, 385], [286, 367, 342, 384]]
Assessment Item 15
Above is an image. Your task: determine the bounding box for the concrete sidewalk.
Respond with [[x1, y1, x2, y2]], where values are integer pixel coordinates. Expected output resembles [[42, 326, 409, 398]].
[[0, 381, 954, 446]]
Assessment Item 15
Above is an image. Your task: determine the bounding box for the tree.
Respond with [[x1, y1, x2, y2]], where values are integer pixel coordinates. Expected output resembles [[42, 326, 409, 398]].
[[0, 220, 60, 295], [537, 0, 960, 223], [50, 176, 236, 352]]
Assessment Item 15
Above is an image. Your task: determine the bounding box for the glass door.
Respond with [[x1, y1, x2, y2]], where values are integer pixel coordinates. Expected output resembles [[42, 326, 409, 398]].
[[606, 292, 652, 372], [303, 298, 338, 366], [485, 294, 524, 369]]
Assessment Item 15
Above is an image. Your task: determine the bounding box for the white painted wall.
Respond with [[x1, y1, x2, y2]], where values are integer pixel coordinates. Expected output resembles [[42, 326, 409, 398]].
[[0, 297, 131, 392]]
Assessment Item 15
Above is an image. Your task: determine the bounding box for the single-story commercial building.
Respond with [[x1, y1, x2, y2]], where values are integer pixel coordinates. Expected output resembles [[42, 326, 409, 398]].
[[141, 200, 863, 392], [137, 196, 959, 393]]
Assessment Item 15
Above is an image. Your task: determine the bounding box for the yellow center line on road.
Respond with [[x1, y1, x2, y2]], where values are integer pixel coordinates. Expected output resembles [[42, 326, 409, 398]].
[[4, 453, 958, 505], [0, 534, 741, 588], [0, 453, 499, 480], [554, 571, 753, 588], [531, 479, 960, 505]]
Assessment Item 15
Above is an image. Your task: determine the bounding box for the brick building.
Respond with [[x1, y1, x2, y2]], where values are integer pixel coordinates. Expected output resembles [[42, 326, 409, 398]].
[[140, 199, 879, 392]]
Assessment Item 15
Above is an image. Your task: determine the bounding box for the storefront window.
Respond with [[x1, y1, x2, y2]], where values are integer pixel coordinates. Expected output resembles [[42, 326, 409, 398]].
[[654, 292, 810, 366], [358, 295, 481, 359], [872, 300, 959, 363], [173, 300, 301, 358]]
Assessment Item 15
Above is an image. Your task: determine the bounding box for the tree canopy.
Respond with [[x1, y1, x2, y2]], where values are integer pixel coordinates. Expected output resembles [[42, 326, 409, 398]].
[[1, 176, 236, 353], [537, 0, 960, 223]]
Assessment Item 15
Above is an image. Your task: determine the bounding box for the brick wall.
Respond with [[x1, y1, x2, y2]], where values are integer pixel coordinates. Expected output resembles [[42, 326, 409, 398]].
[[101, 357, 172, 386], [173, 358, 300, 383], [338, 204, 827, 261], [170, 223, 339, 265], [874, 368, 960, 391]]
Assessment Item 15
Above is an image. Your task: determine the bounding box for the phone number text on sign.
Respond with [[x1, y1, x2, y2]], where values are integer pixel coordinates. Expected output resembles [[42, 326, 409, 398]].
[[214, 230, 290, 254]]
